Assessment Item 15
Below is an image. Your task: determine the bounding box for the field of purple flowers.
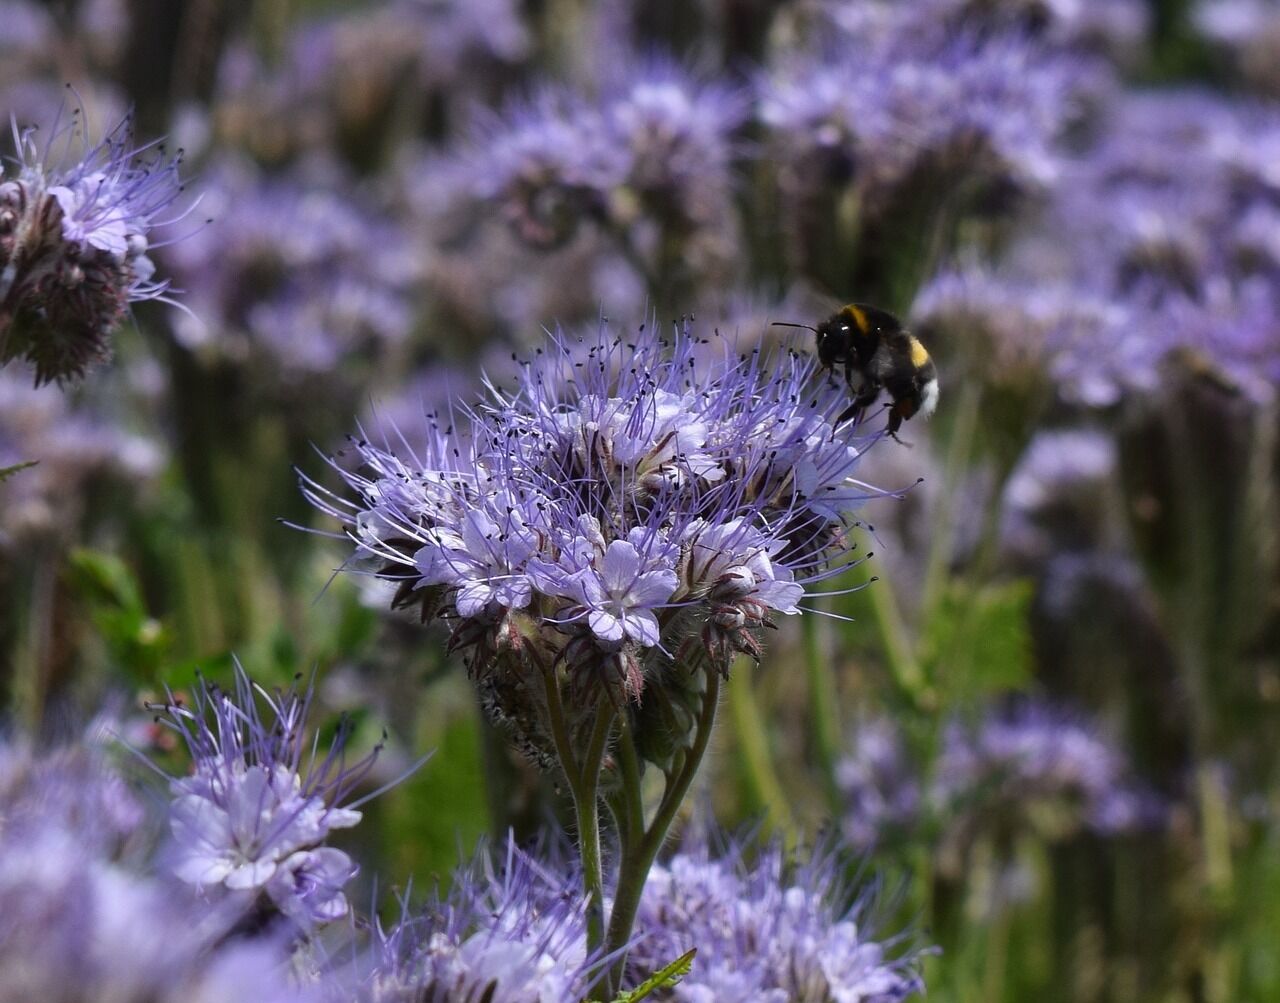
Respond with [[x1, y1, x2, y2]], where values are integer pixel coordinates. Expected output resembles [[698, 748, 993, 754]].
[[2, 0, 1279, 1000]]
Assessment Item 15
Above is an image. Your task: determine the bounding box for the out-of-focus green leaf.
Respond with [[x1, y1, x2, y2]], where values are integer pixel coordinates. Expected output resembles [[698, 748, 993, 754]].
[[382, 709, 487, 888], [66, 547, 169, 683], [922, 579, 1034, 699]]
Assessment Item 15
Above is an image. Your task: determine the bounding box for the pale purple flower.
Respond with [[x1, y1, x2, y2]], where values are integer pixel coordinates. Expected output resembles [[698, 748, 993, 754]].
[[359, 837, 595, 1003], [0, 110, 185, 383], [1194, 0, 1280, 94], [999, 428, 1122, 567], [933, 699, 1159, 838], [302, 318, 894, 763], [0, 365, 162, 547], [629, 839, 926, 1002], [836, 717, 923, 852], [149, 665, 390, 929], [165, 158, 417, 384], [0, 738, 310, 1003], [761, 24, 1089, 214]]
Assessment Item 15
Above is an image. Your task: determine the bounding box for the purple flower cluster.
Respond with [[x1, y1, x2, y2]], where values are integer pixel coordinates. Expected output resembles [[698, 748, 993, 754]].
[[914, 90, 1280, 405], [458, 61, 744, 252], [213, 0, 529, 164], [628, 840, 926, 1002], [1194, 0, 1280, 94], [305, 318, 885, 745], [148, 666, 389, 929], [0, 733, 309, 1003], [835, 717, 923, 853], [933, 701, 1162, 837], [165, 159, 417, 385], [0, 111, 184, 383], [0, 365, 162, 548], [358, 838, 594, 1003], [838, 699, 1159, 854], [760, 13, 1089, 217]]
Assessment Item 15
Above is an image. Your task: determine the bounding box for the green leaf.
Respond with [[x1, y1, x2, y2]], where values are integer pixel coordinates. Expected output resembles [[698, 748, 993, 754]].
[[610, 948, 697, 1003], [66, 547, 169, 684], [922, 578, 1034, 700], [0, 460, 38, 482]]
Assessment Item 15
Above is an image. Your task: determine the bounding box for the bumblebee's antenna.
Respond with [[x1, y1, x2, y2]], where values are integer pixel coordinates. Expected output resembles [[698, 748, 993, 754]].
[[771, 321, 819, 333]]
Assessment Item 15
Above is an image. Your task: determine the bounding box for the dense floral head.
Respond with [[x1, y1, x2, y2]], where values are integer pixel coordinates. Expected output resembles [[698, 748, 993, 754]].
[[459, 62, 744, 250], [147, 665, 390, 929], [360, 837, 595, 1003], [0, 109, 185, 384], [303, 317, 892, 762], [933, 699, 1162, 840], [0, 735, 309, 1003], [629, 837, 927, 1002], [164, 158, 416, 384], [760, 17, 1089, 216]]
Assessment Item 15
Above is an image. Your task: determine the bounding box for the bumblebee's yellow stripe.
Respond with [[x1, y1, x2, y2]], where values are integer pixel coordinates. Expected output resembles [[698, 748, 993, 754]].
[[840, 304, 869, 335], [908, 336, 930, 368]]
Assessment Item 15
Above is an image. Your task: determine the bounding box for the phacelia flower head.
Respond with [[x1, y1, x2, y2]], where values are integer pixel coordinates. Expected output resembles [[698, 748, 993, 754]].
[[148, 665, 392, 929], [933, 699, 1162, 842], [303, 317, 892, 767], [0, 109, 185, 384], [836, 716, 923, 852], [761, 20, 1088, 220], [0, 736, 311, 1003], [628, 838, 927, 1002], [165, 158, 416, 387], [361, 836, 595, 1003]]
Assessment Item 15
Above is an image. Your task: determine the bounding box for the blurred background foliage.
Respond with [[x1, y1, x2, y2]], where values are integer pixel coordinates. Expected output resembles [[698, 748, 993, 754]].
[[2, 0, 1279, 1000]]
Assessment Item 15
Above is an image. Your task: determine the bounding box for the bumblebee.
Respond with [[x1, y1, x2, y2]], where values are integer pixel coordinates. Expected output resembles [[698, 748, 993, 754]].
[[776, 303, 939, 437]]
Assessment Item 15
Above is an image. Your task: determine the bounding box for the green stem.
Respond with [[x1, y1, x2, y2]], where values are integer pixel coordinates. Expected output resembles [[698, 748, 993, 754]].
[[614, 712, 647, 851], [801, 614, 844, 814], [576, 702, 615, 968], [605, 668, 721, 994], [727, 665, 798, 841]]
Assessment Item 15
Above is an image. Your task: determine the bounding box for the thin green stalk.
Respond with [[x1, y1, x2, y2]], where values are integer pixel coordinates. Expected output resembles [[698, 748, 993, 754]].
[[614, 713, 646, 850], [605, 668, 721, 994], [920, 377, 983, 618], [801, 614, 844, 813], [727, 665, 797, 841], [576, 702, 615, 967]]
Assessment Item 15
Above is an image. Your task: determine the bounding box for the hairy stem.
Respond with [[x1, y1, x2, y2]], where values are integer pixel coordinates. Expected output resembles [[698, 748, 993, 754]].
[[576, 701, 615, 969], [605, 667, 721, 993]]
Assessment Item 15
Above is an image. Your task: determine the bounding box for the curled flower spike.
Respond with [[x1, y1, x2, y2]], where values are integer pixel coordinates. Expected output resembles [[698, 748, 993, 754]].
[[146, 665, 414, 930], [0, 107, 187, 384]]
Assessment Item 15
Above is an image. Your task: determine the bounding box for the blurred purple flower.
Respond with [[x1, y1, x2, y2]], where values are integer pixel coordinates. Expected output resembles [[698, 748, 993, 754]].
[[933, 699, 1161, 839], [0, 736, 310, 1003], [0, 111, 185, 383], [165, 158, 416, 384], [361, 837, 595, 1003], [629, 839, 927, 1002], [0, 365, 162, 547], [148, 665, 393, 929], [999, 428, 1122, 566], [761, 24, 1088, 212], [836, 717, 923, 852], [1194, 0, 1280, 94]]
